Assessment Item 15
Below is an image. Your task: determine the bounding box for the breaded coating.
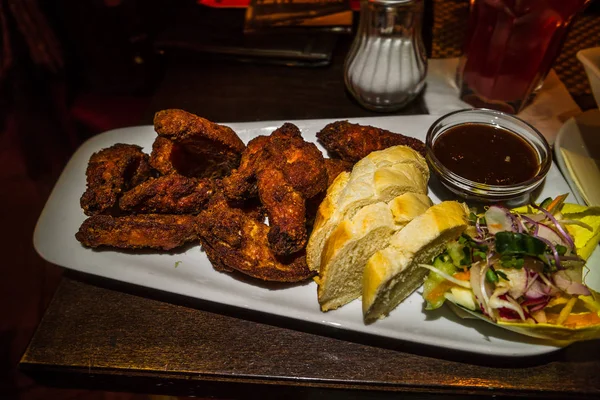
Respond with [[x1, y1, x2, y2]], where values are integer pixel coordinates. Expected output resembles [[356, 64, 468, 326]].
[[197, 195, 314, 282], [149, 136, 179, 176], [219, 135, 269, 201], [75, 214, 198, 250], [149, 136, 232, 179], [222, 123, 328, 256], [153, 109, 245, 178], [80, 143, 152, 216], [323, 158, 353, 187], [257, 168, 308, 255], [316, 120, 426, 163], [119, 174, 218, 214]]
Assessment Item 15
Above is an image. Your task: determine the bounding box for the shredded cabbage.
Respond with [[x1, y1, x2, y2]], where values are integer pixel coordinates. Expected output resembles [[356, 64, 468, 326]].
[[419, 264, 471, 288], [422, 194, 598, 331]]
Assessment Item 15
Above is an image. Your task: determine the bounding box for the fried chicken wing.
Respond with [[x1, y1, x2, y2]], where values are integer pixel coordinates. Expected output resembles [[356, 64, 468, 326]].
[[76, 214, 198, 250], [316, 120, 426, 163], [323, 158, 353, 187], [119, 174, 218, 214], [197, 195, 314, 282], [149, 136, 178, 176], [219, 135, 269, 201], [80, 143, 152, 216], [257, 167, 308, 256], [153, 109, 245, 178], [149, 136, 233, 179], [222, 123, 328, 256]]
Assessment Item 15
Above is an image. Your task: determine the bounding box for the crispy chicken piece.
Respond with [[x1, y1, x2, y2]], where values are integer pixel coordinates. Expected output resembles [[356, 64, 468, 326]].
[[119, 174, 218, 214], [149, 136, 179, 176], [149, 136, 232, 179], [197, 195, 314, 282], [80, 144, 152, 216], [153, 109, 246, 178], [316, 120, 426, 163], [323, 158, 353, 187], [76, 214, 198, 250], [219, 135, 269, 201], [223, 123, 328, 256]]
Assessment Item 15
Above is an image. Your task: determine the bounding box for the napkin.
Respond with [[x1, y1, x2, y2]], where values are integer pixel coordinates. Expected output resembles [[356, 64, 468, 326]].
[[423, 58, 582, 145], [556, 109, 600, 207]]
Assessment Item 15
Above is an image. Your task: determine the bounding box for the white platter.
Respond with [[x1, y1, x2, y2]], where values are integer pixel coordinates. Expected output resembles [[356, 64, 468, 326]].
[[34, 115, 595, 357]]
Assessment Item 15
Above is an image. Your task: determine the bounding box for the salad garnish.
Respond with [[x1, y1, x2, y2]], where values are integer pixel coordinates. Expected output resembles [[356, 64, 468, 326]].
[[421, 195, 600, 330]]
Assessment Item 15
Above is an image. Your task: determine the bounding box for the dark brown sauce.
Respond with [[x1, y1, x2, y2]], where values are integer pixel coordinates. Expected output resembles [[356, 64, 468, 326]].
[[432, 123, 539, 185]]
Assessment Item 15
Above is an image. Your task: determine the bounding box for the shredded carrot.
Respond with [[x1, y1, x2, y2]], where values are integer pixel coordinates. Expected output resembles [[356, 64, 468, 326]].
[[545, 193, 568, 213], [425, 271, 471, 302], [425, 280, 455, 302], [562, 313, 600, 328], [453, 270, 471, 281], [547, 312, 600, 328]]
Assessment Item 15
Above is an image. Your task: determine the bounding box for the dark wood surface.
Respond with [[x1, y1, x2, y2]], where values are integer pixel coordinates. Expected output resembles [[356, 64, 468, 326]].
[[19, 9, 600, 400], [20, 275, 600, 399], [143, 35, 427, 124]]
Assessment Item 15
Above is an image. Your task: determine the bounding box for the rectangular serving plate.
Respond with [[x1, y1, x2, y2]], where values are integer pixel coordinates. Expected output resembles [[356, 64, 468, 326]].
[[34, 115, 592, 357]]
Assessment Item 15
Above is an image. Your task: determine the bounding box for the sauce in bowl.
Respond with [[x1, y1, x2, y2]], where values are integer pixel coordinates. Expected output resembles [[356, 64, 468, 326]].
[[432, 123, 540, 186]]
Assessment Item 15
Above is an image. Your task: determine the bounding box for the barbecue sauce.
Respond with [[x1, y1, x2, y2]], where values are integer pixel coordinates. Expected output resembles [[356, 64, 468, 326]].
[[432, 123, 539, 185]]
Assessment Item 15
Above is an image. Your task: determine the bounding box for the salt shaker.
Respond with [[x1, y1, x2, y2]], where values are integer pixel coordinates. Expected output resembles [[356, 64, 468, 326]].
[[344, 0, 427, 111]]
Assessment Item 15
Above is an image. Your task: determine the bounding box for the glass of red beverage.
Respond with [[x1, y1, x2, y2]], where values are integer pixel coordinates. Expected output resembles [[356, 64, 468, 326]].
[[457, 0, 591, 114]]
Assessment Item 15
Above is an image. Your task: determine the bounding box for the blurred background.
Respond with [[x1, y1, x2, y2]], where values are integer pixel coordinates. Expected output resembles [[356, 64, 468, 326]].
[[0, 0, 598, 399]]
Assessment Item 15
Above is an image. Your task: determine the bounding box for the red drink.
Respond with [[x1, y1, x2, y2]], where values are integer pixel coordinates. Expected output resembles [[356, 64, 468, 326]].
[[458, 0, 590, 113]]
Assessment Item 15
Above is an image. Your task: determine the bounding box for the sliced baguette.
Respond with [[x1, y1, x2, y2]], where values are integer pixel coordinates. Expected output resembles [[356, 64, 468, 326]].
[[362, 201, 469, 323], [306, 145, 429, 272], [316, 192, 432, 311]]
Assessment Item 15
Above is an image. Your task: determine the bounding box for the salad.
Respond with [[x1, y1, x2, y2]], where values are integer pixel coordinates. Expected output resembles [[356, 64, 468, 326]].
[[421, 194, 600, 341]]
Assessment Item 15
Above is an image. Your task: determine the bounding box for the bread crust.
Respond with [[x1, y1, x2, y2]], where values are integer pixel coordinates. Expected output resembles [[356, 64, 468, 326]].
[[306, 146, 429, 272], [362, 201, 469, 322], [316, 193, 432, 311]]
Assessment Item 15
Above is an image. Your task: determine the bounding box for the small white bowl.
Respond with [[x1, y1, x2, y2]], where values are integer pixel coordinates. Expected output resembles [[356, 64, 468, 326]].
[[577, 47, 600, 108]]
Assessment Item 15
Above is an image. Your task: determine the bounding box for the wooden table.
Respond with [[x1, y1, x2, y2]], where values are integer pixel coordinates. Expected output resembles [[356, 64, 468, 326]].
[[20, 12, 600, 400]]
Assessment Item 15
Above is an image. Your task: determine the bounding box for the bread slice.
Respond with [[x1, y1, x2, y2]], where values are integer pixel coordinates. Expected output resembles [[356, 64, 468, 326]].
[[362, 201, 469, 323], [315, 192, 432, 311], [306, 146, 429, 272]]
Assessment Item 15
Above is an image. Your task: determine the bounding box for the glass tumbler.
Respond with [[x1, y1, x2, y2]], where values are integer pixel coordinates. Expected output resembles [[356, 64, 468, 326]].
[[344, 0, 427, 112], [457, 0, 591, 114]]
